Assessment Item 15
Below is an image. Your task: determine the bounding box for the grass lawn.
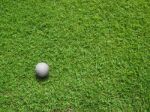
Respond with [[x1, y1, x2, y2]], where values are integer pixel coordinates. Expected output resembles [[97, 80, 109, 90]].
[[0, 0, 150, 111]]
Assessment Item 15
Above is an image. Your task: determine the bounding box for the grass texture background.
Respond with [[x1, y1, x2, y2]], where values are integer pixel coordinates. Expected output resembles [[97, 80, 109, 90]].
[[0, 0, 150, 111]]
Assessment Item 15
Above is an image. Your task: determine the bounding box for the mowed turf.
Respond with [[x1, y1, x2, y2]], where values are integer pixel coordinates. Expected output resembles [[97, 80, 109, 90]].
[[0, 0, 150, 111]]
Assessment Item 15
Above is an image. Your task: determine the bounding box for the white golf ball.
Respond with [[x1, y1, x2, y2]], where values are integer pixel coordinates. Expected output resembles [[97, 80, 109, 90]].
[[35, 62, 49, 77]]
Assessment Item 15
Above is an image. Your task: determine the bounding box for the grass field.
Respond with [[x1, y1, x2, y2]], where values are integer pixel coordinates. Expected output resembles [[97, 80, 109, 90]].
[[0, 0, 150, 111]]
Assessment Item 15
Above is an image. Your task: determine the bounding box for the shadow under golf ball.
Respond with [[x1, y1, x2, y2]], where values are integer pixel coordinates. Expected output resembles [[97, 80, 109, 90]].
[[35, 73, 49, 82]]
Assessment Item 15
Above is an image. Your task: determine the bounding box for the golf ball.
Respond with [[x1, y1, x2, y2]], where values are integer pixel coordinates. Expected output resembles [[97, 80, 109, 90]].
[[35, 62, 49, 77]]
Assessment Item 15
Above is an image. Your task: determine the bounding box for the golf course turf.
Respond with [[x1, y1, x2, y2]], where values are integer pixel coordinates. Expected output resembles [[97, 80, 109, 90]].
[[0, 0, 150, 111]]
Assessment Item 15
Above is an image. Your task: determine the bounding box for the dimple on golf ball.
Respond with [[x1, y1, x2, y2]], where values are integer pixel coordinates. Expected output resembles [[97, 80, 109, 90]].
[[35, 62, 49, 77]]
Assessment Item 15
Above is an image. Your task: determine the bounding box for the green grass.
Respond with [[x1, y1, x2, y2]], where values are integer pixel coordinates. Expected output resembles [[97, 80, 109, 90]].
[[0, 0, 150, 111]]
